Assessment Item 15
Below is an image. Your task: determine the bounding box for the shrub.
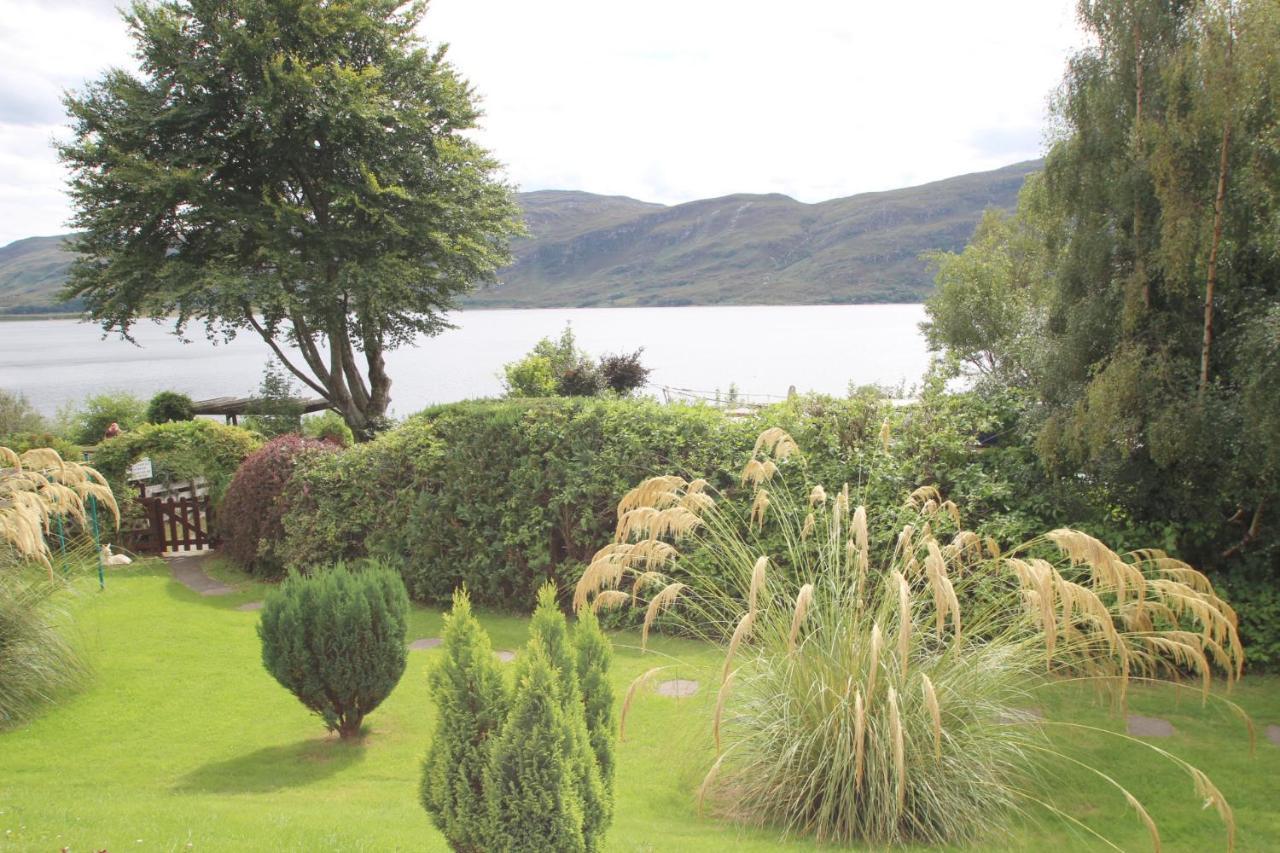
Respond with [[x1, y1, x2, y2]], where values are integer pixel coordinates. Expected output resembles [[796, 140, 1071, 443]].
[[573, 604, 615, 790], [556, 363, 605, 397], [90, 419, 262, 508], [529, 585, 609, 850], [0, 572, 88, 730], [301, 410, 354, 447], [484, 644, 586, 852], [502, 353, 557, 397], [258, 562, 409, 739], [243, 360, 304, 437], [421, 588, 510, 852], [0, 431, 81, 461], [61, 391, 147, 445], [599, 349, 650, 395], [0, 389, 46, 435], [220, 435, 339, 578], [145, 391, 194, 424], [579, 428, 1245, 847]]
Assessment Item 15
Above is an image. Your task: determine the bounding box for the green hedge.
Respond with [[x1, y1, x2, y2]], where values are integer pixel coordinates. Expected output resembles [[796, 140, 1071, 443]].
[[91, 420, 263, 507]]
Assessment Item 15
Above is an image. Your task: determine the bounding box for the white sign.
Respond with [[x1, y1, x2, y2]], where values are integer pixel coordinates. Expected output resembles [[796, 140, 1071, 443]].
[[127, 457, 154, 481]]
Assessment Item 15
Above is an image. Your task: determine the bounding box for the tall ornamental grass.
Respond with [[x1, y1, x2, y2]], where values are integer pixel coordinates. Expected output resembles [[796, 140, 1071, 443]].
[[575, 428, 1247, 849]]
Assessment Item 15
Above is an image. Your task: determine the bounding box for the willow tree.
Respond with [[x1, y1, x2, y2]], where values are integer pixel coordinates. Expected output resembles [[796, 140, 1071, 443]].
[[60, 0, 522, 438]]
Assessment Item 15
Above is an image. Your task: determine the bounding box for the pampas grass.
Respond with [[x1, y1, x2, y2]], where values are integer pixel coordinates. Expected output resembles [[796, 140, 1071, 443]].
[[574, 428, 1247, 848]]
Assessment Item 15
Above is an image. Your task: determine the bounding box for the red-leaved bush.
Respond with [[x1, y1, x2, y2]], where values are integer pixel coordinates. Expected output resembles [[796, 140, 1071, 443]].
[[220, 435, 339, 578]]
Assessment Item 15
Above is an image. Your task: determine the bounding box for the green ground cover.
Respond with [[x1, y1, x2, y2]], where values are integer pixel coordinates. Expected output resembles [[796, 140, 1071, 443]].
[[1, 559, 1276, 852]]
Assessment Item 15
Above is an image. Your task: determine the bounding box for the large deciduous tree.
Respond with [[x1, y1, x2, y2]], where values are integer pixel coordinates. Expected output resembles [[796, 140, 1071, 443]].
[[60, 0, 522, 438]]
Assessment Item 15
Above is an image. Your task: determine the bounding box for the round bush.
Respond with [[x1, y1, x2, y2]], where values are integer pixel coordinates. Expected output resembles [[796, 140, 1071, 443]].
[[258, 562, 409, 739], [146, 391, 194, 424], [220, 435, 338, 578]]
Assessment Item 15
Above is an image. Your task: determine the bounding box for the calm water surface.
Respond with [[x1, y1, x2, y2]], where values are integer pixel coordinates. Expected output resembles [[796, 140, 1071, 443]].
[[0, 305, 930, 417]]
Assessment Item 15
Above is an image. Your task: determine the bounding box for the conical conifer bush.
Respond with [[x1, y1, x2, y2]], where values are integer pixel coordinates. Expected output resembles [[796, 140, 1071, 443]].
[[530, 584, 610, 850], [421, 588, 509, 852], [573, 604, 616, 792], [484, 644, 586, 853]]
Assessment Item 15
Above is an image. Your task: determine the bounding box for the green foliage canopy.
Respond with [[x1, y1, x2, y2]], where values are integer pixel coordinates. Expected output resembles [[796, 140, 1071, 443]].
[[59, 0, 522, 438]]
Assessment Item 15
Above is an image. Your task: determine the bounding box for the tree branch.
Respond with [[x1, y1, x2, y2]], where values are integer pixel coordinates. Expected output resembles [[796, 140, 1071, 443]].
[[245, 312, 331, 400]]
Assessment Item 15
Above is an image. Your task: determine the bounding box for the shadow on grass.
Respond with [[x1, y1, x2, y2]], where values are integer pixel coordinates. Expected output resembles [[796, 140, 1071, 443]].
[[173, 737, 367, 794]]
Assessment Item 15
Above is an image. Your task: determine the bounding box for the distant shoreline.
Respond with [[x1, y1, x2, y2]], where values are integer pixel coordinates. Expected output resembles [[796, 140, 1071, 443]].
[[0, 301, 926, 323]]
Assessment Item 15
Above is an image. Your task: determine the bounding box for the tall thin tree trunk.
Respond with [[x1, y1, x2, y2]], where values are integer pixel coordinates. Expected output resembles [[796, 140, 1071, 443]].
[[1133, 14, 1150, 311], [1200, 121, 1232, 397], [1200, 14, 1235, 398]]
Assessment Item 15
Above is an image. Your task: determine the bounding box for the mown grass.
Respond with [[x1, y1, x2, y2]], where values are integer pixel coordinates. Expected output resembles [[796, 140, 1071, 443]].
[[0, 558, 1276, 852]]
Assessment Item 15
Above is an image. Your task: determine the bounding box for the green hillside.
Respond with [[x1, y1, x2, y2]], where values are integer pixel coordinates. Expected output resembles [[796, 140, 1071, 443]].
[[0, 160, 1039, 313]]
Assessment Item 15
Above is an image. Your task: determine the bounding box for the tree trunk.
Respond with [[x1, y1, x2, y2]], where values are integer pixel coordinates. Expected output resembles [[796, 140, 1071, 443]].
[[1200, 120, 1232, 397], [336, 713, 364, 740], [1133, 12, 1151, 312]]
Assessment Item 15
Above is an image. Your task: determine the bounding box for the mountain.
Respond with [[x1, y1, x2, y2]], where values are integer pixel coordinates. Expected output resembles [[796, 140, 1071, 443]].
[[472, 159, 1041, 307], [0, 159, 1039, 314], [0, 235, 80, 314]]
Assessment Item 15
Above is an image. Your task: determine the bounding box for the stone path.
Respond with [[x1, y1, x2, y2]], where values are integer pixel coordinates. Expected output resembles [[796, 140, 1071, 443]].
[[1126, 714, 1175, 737], [166, 554, 233, 596], [1266, 724, 1280, 747], [409, 638, 443, 650], [494, 650, 516, 663], [656, 679, 700, 698], [236, 601, 264, 612]]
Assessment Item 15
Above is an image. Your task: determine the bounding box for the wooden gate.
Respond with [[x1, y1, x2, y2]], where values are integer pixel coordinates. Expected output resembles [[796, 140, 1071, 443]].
[[126, 479, 217, 554]]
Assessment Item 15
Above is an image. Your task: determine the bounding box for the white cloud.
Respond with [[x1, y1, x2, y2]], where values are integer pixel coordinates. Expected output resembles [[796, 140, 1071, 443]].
[[0, 0, 1086, 245]]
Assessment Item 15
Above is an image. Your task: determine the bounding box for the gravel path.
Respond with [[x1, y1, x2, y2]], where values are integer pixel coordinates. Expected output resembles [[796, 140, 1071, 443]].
[[166, 554, 233, 596]]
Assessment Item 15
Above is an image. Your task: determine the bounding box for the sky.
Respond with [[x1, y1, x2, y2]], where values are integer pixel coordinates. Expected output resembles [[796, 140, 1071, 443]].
[[0, 0, 1087, 247]]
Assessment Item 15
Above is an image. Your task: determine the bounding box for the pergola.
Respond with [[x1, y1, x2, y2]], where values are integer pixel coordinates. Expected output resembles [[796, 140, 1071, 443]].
[[191, 396, 332, 425]]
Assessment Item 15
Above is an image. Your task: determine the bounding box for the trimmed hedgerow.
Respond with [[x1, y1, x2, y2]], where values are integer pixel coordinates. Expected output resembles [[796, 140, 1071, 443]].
[[220, 435, 339, 578], [91, 419, 261, 506], [258, 561, 408, 740]]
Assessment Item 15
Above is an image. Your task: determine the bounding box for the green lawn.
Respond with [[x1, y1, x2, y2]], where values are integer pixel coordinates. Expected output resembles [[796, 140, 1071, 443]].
[[1, 559, 1277, 852]]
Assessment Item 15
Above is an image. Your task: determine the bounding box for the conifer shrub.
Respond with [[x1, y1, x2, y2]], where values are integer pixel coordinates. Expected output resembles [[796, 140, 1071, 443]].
[[529, 585, 609, 849], [220, 435, 338, 578], [421, 589, 509, 852], [421, 584, 617, 851], [258, 562, 408, 739], [572, 605, 616, 790], [484, 644, 586, 853]]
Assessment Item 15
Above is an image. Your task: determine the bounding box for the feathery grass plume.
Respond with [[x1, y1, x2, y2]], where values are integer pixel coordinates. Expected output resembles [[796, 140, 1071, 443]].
[[788, 584, 814, 653], [740, 458, 778, 488], [921, 674, 942, 759], [749, 489, 770, 530], [581, 428, 1246, 848], [619, 666, 665, 741], [888, 686, 905, 808], [641, 582, 685, 651], [800, 512, 815, 539], [808, 485, 826, 507], [1, 447, 119, 578], [879, 417, 892, 451], [723, 610, 755, 684], [748, 556, 767, 613], [591, 590, 629, 612]]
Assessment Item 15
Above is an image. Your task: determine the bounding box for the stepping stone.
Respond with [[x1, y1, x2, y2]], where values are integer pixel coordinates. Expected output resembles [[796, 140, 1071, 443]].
[[998, 707, 1044, 725], [236, 601, 264, 612], [166, 554, 233, 596], [409, 638, 443, 650], [1266, 724, 1280, 748], [1127, 715, 1175, 737], [656, 679, 700, 698], [494, 650, 516, 663]]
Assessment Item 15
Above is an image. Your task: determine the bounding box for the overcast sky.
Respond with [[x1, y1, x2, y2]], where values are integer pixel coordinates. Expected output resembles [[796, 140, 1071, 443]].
[[0, 0, 1086, 247]]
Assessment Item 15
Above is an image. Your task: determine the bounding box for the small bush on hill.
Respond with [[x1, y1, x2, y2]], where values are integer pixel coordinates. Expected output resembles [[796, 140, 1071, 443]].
[[145, 391, 194, 424], [258, 562, 408, 739], [220, 435, 339, 578], [61, 392, 147, 444]]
